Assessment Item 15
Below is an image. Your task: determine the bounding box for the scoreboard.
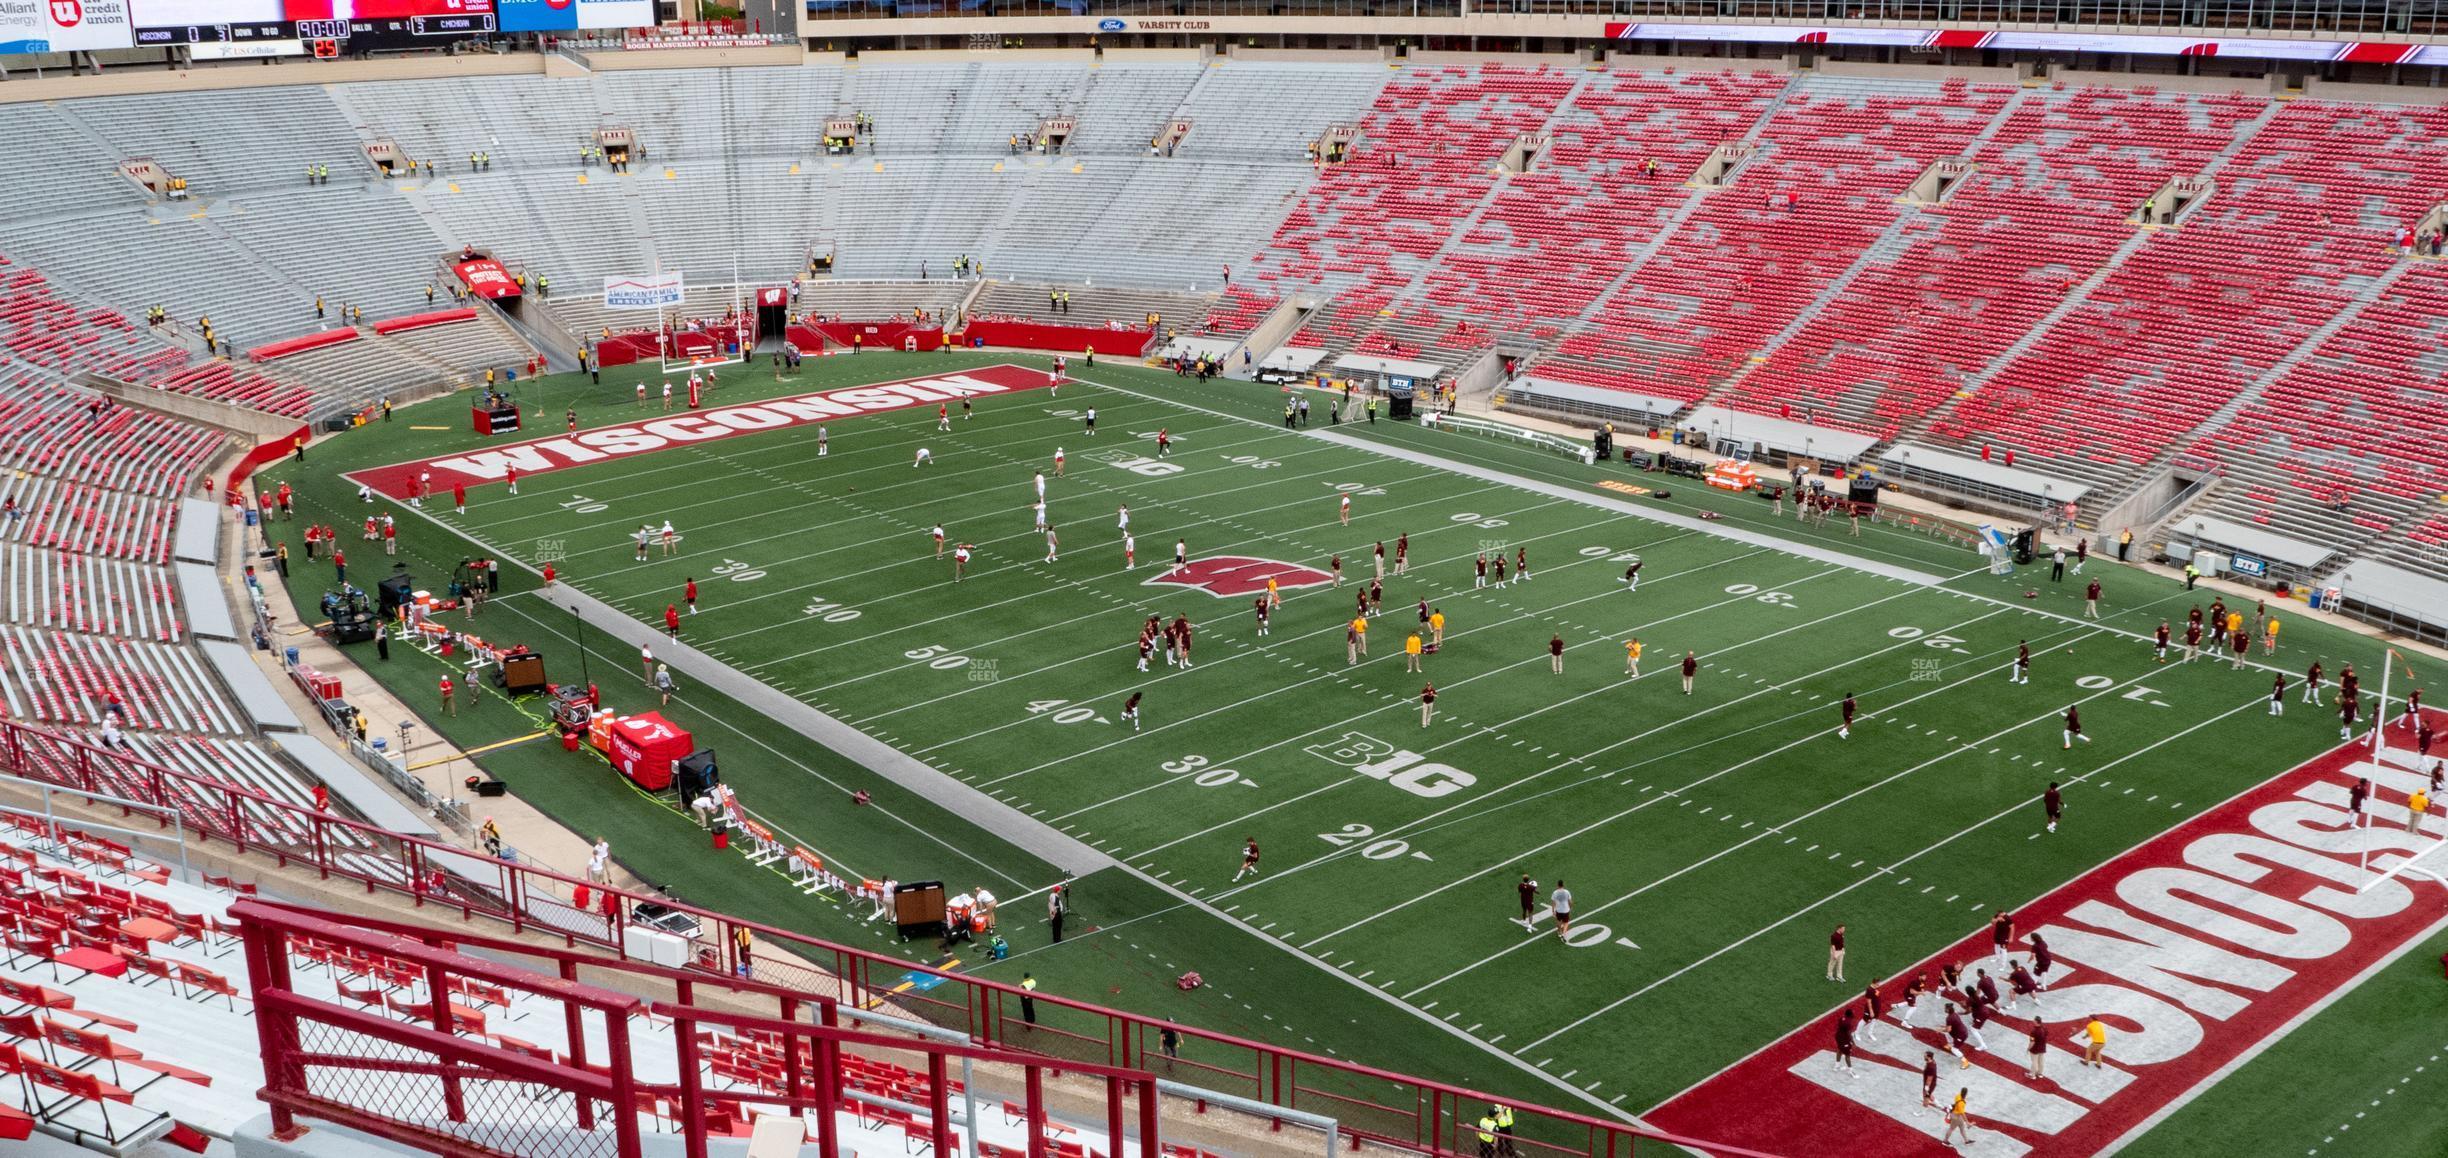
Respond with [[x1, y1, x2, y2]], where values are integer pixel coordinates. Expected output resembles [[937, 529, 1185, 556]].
[[4, 0, 638, 53], [128, 0, 494, 45]]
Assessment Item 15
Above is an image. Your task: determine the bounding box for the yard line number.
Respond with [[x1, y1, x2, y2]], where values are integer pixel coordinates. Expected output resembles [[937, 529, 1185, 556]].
[[1317, 822, 1434, 863]]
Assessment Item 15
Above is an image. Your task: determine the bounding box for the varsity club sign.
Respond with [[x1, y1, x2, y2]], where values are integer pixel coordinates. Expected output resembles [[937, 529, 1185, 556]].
[[1647, 714, 2448, 1156]]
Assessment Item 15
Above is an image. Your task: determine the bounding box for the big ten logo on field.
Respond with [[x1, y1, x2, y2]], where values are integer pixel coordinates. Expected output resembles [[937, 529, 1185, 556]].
[[1085, 447, 1181, 479], [1304, 731, 1477, 799], [1911, 657, 1943, 681], [534, 537, 568, 563]]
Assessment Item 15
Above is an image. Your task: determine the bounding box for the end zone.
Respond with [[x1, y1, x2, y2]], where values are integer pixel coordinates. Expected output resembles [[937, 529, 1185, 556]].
[[1647, 711, 2448, 1157], [343, 363, 1048, 499]]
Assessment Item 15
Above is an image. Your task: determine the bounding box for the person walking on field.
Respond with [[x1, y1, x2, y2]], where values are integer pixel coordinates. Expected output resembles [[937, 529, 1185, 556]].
[[1681, 650, 1698, 695], [1420, 682, 1436, 728], [2085, 578, 2101, 619], [1942, 1089, 1978, 1147], [1827, 924, 1846, 981], [1549, 634, 1565, 675], [1517, 874, 1539, 929], [1550, 880, 1571, 939]]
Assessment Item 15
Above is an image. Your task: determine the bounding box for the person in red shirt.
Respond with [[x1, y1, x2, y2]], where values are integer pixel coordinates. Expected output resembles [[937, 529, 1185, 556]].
[[333, 547, 347, 584], [665, 603, 682, 639], [542, 562, 557, 585], [506, 465, 520, 495], [383, 519, 398, 555], [439, 674, 456, 716], [453, 480, 468, 515], [685, 578, 698, 614]]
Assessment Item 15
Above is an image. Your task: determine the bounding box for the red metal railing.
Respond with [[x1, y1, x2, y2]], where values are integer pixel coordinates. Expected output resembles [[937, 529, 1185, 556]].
[[13, 721, 1774, 1158]]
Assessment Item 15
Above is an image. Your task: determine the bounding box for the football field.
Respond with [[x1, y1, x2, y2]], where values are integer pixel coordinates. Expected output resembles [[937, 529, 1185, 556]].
[[276, 353, 2448, 1156]]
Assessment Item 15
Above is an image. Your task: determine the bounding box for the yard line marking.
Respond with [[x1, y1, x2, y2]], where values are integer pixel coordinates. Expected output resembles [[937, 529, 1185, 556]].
[[1405, 657, 2143, 999], [1535, 687, 2276, 1055], [990, 542, 1798, 796], [1086, 549, 1854, 832], [1271, 606, 2050, 949]]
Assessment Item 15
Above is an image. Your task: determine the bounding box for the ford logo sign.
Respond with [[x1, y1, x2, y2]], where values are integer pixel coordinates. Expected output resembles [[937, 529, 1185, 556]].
[[1097, 17, 1125, 30]]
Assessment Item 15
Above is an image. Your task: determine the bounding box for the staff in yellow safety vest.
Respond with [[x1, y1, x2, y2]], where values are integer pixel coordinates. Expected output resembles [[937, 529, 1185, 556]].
[[1490, 1105, 1515, 1157], [1473, 1115, 1497, 1158]]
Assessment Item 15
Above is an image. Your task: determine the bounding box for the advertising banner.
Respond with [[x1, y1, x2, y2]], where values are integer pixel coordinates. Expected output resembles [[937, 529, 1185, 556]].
[[605, 272, 685, 310], [0, 0, 136, 54], [454, 258, 523, 300], [575, 0, 646, 26], [494, 0, 574, 30], [1602, 21, 2441, 64]]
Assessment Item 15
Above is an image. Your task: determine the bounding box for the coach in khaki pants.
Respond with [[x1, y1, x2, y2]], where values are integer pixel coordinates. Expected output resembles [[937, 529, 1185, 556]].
[[2409, 789, 2431, 834], [1827, 924, 1846, 982]]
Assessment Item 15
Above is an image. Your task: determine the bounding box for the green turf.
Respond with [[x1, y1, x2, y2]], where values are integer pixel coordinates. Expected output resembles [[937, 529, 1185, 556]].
[[2115, 922, 2448, 1158], [256, 352, 2430, 1147]]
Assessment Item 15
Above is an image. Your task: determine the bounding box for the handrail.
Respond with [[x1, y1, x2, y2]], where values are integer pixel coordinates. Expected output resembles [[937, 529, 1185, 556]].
[[0, 716, 1777, 1158]]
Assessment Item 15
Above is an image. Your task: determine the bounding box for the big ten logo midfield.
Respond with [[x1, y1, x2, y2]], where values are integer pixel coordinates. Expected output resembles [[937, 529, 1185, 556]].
[[1304, 732, 1476, 799]]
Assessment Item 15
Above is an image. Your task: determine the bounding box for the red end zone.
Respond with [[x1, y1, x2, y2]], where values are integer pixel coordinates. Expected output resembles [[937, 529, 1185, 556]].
[[1648, 712, 2447, 1157], [344, 364, 1050, 499]]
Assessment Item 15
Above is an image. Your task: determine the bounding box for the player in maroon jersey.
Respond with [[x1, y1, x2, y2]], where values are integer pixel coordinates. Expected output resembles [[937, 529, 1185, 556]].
[[2010, 640, 2031, 685], [2063, 705, 2089, 749], [1121, 692, 1142, 732], [2184, 618, 2203, 662], [1253, 596, 1270, 637], [1233, 836, 1259, 882], [1838, 693, 1856, 739], [2154, 620, 2170, 663]]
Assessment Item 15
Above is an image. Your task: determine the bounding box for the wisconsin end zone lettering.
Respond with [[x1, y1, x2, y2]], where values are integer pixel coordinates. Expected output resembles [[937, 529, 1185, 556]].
[[1648, 714, 2448, 1157], [346, 365, 1044, 497]]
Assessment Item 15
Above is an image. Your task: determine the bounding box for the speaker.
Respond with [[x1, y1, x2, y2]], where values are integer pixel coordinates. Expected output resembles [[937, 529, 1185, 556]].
[[377, 573, 415, 617], [1848, 477, 1881, 509], [675, 749, 719, 802], [497, 653, 548, 696]]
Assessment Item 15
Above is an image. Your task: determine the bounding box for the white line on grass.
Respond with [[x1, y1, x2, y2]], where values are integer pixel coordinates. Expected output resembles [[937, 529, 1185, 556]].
[[1405, 654, 2148, 1000]]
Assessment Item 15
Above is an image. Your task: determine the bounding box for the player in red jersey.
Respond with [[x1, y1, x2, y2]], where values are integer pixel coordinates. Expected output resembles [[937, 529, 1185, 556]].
[[2153, 620, 2170, 663], [1839, 693, 1857, 739], [1367, 578, 1383, 615], [2340, 689, 2361, 741], [2184, 618, 2203, 662], [1155, 428, 1172, 457], [1233, 837, 1260, 882], [2010, 640, 2031, 684], [1136, 628, 1155, 673], [1395, 532, 1409, 575], [1122, 692, 1142, 732], [664, 604, 682, 639], [1492, 554, 1509, 588], [1474, 554, 1487, 588], [1331, 554, 1343, 587], [1174, 615, 1195, 669], [684, 577, 698, 615], [1515, 546, 1530, 582], [1253, 596, 1270, 637], [2270, 672, 2287, 716], [2063, 705, 2089, 749]]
